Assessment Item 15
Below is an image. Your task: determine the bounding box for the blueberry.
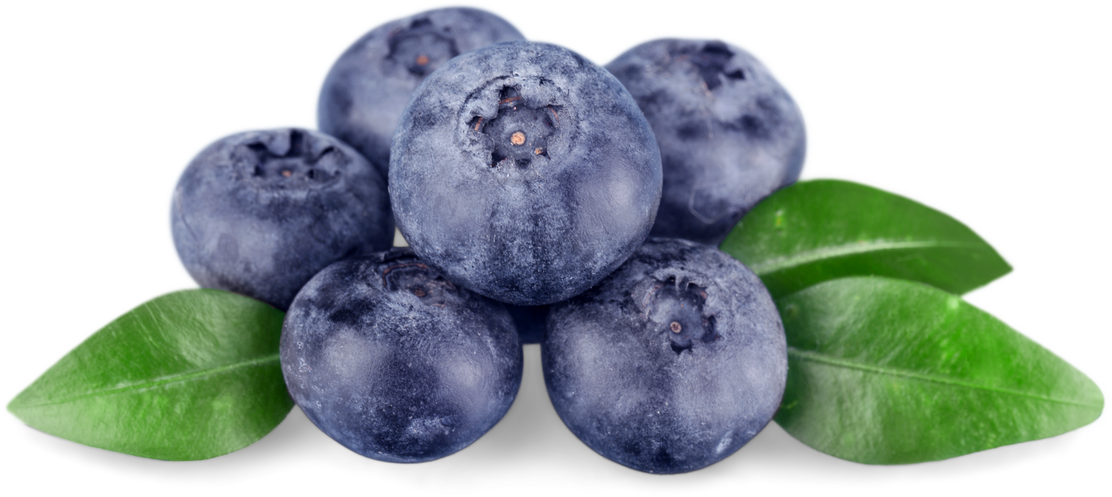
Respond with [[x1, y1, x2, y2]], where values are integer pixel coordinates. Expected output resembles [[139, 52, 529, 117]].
[[606, 39, 806, 245], [171, 128, 393, 311], [391, 41, 662, 306], [318, 7, 524, 177], [542, 238, 787, 474], [280, 248, 523, 462]]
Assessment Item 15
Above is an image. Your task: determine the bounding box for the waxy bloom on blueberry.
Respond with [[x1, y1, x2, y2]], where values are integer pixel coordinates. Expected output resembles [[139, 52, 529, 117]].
[[607, 39, 806, 245], [280, 248, 522, 463], [391, 41, 662, 306], [543, 238, 787, 474], [171, 128, 393, 311], [319, 7, 524, 177]]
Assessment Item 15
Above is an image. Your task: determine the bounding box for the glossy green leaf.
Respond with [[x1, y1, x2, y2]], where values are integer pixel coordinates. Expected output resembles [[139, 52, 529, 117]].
[[8, 289, 292, 460], [720, 179, 1011, 298], [774, 277, 1103, 464]]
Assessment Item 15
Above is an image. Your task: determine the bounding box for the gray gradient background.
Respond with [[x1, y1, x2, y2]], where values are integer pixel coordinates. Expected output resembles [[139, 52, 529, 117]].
[[2, 0, 1112, 451]]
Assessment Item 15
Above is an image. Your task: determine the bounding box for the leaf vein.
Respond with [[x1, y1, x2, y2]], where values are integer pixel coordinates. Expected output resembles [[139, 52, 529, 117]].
[[752, 240, 984, 275], [16, 354, 281, 408], [788, 347, 1100, 408]]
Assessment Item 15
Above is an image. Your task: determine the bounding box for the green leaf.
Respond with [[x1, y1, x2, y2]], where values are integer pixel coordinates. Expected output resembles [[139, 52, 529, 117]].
[[774, 277, 1103, 464], [720, 179, 1011, 299], [8, 289, 292, 460]]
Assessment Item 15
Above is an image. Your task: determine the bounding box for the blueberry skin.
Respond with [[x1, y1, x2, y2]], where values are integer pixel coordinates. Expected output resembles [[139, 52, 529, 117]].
[[318, 7, 524, 176], [391, 41, 663, 306], [542, 238, 787, 474], [606, 39, 806, 245], [280, 248, 523, 463], [171, 128, 394, 311]]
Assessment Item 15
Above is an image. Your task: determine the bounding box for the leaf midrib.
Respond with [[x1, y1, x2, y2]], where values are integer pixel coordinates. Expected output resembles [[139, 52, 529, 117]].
[[751, 240, 985, 275], [12, 354, 281, 409], [788, 347, 1101, 408]]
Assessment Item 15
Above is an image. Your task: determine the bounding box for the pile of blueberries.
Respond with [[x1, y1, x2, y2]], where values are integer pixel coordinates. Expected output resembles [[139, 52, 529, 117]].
[[171, 7, 805, 474]]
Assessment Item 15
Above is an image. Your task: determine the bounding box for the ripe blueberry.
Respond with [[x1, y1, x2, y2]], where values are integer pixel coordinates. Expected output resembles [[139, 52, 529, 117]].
[[607, 39, 806, 245], [280, 248, 523, 463], [391, 41, 662, 306], [171, 128, 393, 311], [542, 238, 787, 474], [318, 7, 524, 177]]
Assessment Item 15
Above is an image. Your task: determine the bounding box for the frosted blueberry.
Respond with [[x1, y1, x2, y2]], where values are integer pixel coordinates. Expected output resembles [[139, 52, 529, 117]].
[[542, 238, 787, 474], [171, 128, 393, 310], [391, 41, 662, 306], [318, 7, 524, 177], [280, 248, 522, 462], [607, 39, 806, 245]]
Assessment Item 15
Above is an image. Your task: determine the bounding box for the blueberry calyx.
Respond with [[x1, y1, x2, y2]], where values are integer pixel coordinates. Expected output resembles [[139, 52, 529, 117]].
[[232, 129, 343, 190], [469, 86, 560, 168], [676, 41, 746, 91], [639, 275, 720, 355], [387, 18, 460, 77], [381, 261, 457, 306]]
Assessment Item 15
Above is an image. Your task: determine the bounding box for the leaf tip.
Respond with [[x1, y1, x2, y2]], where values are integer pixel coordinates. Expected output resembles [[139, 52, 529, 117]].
[[1, 389, 23, 424]]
